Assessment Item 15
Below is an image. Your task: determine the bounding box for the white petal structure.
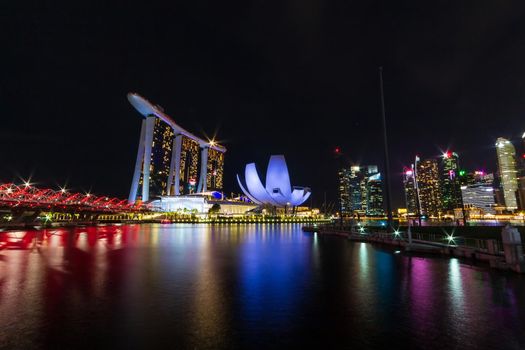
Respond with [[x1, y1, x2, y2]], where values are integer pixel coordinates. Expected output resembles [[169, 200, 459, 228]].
[[237, 155, 311, 207]]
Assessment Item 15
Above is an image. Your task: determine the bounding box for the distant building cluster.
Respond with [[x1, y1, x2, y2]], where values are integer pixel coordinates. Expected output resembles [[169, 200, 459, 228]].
[[338, 165, 384, 217], [402, 135, 525, 219]]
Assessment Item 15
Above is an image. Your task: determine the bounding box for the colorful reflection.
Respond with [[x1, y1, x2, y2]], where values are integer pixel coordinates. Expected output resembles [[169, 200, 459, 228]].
[[0, 224, 524, 349]]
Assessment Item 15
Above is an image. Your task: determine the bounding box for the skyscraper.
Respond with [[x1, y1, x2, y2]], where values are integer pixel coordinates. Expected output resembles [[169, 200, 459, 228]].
[[474, 171, 494, 185], [338, 167, 352, 215], [354, 166, 367, 212], [128, 93, 226, 202], [440, 151, 463, 212], [518, 132, 525, 209], [366, 172, 384, 216], [206, 147, 225, 191], [517, 177, 525, 210], [495, 137, 518, 210], [461, 185, 496, 215], [338, 166, 365, 215], [403, 166, 418, 216], [175, 136, 200, 194], [338, 165, 384, 216], [459, 170, 493, 187], [146, 117, 174, 198], [415, 157, 441, 217]]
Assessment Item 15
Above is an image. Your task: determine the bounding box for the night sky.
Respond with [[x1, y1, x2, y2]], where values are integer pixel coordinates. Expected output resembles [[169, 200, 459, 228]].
[[3, 1, 525, 209]]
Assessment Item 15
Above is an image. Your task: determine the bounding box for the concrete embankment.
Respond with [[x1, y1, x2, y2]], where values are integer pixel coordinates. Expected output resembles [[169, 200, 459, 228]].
[[303, 225, 525, 273]]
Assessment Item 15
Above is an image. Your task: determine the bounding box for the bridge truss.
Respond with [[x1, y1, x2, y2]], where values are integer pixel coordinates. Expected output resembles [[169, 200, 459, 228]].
[[0, 183, 149, 213]]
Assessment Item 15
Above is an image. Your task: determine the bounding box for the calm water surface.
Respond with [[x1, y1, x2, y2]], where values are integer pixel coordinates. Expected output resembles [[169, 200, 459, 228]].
[[0, 224, 524, 349]]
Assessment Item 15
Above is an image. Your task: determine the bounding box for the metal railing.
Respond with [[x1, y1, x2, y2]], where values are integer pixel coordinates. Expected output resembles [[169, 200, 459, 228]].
[[308, 223, 515, 255]]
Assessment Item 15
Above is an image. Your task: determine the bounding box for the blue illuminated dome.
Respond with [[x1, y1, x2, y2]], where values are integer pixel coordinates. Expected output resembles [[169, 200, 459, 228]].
[[236, 155, 311, 206]]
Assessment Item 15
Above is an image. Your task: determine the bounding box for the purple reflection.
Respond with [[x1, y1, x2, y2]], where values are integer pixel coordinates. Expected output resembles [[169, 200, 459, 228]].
[[238, 225, 310, 332], [408, 257, 438, 343]]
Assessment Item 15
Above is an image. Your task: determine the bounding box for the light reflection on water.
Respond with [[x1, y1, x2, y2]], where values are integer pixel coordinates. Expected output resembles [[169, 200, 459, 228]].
[[0, 224, 524, 349]]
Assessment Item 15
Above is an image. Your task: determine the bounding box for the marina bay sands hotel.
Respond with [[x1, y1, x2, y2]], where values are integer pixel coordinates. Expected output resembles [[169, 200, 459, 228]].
[[127, 93, 226, 203]]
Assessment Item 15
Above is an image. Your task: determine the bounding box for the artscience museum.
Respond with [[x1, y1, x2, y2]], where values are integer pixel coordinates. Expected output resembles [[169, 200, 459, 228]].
[[237, 155, 311, 207]]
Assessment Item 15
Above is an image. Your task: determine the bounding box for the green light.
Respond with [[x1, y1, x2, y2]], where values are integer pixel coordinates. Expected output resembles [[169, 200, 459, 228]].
[[459, 170, 466, 176]]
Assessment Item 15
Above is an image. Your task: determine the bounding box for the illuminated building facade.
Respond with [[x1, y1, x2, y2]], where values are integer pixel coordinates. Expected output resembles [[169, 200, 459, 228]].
[[415, 157, 441, 217], [338, 167, 352, 215], [474, 171, 494, 185], [495, 137, 518, 210], [459, 170, 493, 187], [128, 93, 226, 202], [152, 194, 257, 216], [518, 132, 525, 209], [237, 155, 311, 207], [177, 136, 200, 195], [461, 185, 496, 215], [206, 148, 224, 191], [350, 166, 367, 213], [440, 151, 463, 212], [138, 118, 174, 198], [403, 166, 418, 216], [517, 177, 525, 210], [458, 170, 474, 186], [337, 165, 384, 216], [366, 172, 384, 216]]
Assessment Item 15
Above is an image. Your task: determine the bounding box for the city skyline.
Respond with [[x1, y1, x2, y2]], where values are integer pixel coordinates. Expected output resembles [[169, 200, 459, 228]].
[[3, 1, 525, 210], [3, 2, 525, 349], [397, 138, 525, 219]]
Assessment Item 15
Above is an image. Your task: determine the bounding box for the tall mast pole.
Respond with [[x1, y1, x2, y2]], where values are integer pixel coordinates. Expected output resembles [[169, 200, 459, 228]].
[[379, 67, 393, 231]]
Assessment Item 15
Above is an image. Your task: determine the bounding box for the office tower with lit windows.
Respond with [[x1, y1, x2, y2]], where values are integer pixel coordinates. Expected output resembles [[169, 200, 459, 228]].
[[366, 172, 384, 216], [128, 93, 226, 202], [474, 171, 494, 185], [458, 170, 473, 186], [517, 177, 525, 210], [356, 167, 368, 211], [338, 166, 364, 215], [338, 165, 384, 216], [518, 132, 525, 209], [338, 167, 352, 215], [440, 151, 463, 212], [415, 157, 441, 217], [459, 170, 494, 187], [461, 185, 496, 214], [519, 132, 525, 177], [353, 166, 372, 212], [495, 137, 518, 210], [339, 166, 364, 214], [459, 170, 496, 214], [403, 166, 418, 216]]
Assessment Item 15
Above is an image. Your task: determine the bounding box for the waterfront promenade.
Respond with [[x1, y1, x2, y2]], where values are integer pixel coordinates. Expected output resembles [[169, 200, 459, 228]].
[[303, 223, 525, 273]]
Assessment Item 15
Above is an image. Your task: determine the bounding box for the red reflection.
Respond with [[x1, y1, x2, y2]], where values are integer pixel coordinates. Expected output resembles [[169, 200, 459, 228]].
[[0, 225, 140, 251]]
